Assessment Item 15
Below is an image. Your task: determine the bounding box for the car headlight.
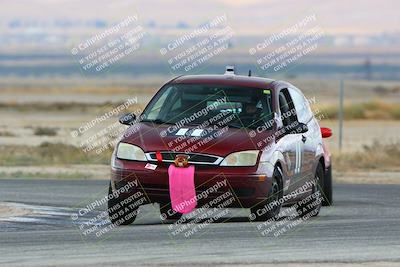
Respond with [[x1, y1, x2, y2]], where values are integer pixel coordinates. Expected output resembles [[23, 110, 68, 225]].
[[220, 150, 259, 166], [116, 142, 146, 161]]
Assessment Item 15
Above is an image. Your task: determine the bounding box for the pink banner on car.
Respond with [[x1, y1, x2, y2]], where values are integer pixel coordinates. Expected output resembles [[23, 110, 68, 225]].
[[168, 165, 197, 214]]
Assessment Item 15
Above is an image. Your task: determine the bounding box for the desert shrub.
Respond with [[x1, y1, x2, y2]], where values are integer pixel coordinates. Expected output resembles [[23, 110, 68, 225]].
[[0, 131, 15, 137], [33, 127, 58, 136]]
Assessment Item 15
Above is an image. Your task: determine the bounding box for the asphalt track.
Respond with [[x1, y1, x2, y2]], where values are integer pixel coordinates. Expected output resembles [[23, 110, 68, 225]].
[[0, 179, 400, 267]]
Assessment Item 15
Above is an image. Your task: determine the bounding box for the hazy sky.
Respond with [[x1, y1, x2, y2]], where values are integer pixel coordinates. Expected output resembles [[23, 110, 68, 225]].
[[1, 0, 399, 35]]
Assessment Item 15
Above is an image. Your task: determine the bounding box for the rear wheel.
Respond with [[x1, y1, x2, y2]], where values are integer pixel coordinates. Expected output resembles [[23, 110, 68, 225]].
[[159, 203, 182, 221], [250, 167, 283, 221], [107, 182, 138, 226], [296, 163, 323, 218]]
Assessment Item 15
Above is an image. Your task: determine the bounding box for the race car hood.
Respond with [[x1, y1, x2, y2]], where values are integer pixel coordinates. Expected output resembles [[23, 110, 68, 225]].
[[120, 122, 274, 157]]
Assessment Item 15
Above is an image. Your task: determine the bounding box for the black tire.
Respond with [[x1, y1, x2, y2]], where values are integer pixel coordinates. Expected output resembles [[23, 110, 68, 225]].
[[159, 203, 183, 221], [250, 167, 283, 221], [322, 164, 333, 206], [107, 182, 138, 226], [296, 163, 323, 218]]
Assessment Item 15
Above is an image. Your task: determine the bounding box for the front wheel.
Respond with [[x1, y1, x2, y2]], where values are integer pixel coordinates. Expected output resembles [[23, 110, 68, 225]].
[[107, 182, 138, 226], [296, 163, 323, 218], [250, 167, 283, 221]]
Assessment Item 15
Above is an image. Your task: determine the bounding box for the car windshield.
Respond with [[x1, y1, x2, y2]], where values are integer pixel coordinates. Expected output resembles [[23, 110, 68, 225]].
[[141, 84, 274, 129]]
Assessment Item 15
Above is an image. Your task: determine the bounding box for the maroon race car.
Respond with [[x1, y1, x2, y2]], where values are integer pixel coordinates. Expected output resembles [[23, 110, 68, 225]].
[[108, 66, 332, 225]]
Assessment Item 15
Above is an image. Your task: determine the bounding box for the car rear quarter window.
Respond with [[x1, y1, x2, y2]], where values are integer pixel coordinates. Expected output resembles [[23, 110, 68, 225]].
[[279, 88, 298, 126], [288, 87, 313, 124]]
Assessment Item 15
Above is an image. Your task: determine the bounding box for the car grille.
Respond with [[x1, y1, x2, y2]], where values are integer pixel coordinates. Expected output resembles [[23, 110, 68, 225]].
[[145, 152, 223, 165]]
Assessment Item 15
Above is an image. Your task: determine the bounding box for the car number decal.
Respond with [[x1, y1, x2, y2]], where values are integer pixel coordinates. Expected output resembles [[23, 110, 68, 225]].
[[295, 142, 302, 174]]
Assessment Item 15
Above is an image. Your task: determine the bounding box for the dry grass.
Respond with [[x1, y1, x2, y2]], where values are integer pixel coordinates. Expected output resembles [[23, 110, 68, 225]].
[[0, 101, 115, 112], [0, 142, 112, 166], [0, 85, 158, 95], [318, 101, 400, 120], [334, 140, 400, 171], [0, 100, 146, 113]]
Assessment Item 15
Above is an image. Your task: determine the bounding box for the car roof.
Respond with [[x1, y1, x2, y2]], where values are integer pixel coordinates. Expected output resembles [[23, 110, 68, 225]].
[[169, 74, 277, 89]]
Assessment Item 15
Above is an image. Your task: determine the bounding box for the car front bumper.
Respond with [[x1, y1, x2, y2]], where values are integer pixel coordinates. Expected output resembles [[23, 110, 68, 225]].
[[111, 159, 275, 208]]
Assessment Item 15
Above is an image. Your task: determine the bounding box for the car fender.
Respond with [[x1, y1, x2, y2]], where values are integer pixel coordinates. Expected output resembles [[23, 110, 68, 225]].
[[259, 149, 289, 193]]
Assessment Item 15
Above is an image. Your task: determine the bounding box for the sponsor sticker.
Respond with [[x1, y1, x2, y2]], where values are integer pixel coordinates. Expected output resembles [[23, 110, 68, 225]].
[[145, 163, 157, 170]]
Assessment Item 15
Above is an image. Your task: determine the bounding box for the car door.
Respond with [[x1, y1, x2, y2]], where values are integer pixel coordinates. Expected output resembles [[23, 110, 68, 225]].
[[277, 88, 304, 194], [288, 87, 316, 185]]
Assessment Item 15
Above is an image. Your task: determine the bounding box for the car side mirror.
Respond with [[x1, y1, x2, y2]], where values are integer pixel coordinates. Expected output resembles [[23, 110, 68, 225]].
[[321, 127, 332, 138], [119, 113, 136, 125]]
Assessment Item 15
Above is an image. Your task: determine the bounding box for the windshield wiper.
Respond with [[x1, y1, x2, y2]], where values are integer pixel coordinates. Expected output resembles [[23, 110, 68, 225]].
[[140, 119, 174, 125], [206, 122, 243, 129], [227, 124, 243, 129], [213, 123, 241, 129]]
